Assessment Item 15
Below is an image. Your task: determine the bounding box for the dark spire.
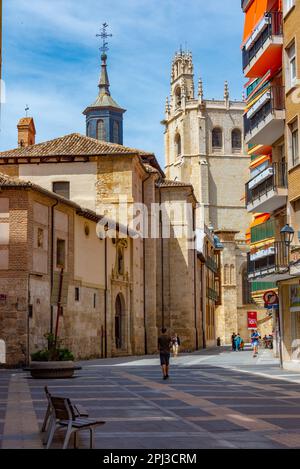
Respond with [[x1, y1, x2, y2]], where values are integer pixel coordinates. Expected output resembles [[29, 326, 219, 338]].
[[83, 22, 126, 145], [99, 52, 110, 96], [96, 23, 112, 96]]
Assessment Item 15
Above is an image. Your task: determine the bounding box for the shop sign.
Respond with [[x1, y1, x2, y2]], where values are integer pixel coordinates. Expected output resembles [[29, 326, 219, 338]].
[[247, 311, 258, 329]]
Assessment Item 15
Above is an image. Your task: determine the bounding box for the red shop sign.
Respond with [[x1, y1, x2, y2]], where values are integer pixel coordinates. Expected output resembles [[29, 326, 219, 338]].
[[247, 311, 258, 330]]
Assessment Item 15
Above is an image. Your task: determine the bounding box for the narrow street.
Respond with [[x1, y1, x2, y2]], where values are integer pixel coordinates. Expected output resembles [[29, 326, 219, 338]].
[[1, 346, 300, 449]]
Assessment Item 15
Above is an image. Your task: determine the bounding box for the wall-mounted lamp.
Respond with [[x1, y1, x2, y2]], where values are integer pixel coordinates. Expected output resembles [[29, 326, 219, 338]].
[[280, 224, 295, 247]]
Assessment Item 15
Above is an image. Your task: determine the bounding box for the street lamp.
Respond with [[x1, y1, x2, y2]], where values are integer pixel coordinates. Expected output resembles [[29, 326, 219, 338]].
[[280, 224, 295, 247]]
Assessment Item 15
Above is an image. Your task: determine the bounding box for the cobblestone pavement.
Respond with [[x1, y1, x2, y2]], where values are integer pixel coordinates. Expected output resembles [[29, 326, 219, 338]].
[[1, 346, 300, 449]]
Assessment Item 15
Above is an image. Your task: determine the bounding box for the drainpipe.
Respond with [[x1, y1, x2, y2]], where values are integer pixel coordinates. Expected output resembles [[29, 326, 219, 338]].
[[50, 200, 59, 334], [142, 173, 151, 355], [193, 207, 198, 350], [104, 235, 108, 358], [159, 188, 165, 329]]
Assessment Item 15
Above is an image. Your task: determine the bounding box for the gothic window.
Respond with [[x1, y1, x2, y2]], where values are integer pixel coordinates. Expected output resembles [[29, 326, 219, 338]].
[[230, 264, 235, 285], [97, 119, 106, 141], [212, 127, 223, 150], [232, 128, 242, 151], [117, 246, 124, 276], [224, 264, 229, 285], [175, 134, 181, 157], [175, 87, 181, 107], [113, 121, 119, 144]]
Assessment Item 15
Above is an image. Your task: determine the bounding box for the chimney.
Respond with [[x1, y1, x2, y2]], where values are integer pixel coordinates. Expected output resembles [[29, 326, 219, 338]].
[[17, 117, 36, 147]]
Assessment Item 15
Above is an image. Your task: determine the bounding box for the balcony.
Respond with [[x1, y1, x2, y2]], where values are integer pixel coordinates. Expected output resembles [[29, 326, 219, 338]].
[[251, 281, 277, 294], [243, 11, 283, 78], [251, 219, 275, 243], [206, 256, 218, 274], [246, 162, 287, 213], [208, 287, 219, 303], [248, 241, 289, 282], [244, 86, 285, 146]]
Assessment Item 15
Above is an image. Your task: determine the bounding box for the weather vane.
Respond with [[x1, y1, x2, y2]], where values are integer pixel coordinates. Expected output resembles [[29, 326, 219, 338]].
[[96, 22, 113, 55], [25, 105, 29, 117]]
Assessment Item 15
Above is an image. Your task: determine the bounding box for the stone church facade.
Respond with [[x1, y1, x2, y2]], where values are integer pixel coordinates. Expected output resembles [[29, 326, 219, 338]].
[[162, 50, 254, 344], [0, 47, 222, 365]]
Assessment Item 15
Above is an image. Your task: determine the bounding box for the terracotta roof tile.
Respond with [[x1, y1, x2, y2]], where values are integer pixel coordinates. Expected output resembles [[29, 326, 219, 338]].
[[0, 133, 154, 159], [155, 178, 193, 188]]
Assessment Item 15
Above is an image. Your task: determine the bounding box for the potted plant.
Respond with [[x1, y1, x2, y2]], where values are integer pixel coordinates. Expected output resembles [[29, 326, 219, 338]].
[[28, 333, 81, 379]]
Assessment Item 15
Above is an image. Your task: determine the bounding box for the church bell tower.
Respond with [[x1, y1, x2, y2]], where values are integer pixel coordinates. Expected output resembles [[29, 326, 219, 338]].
[[83, 23, 126, 145]]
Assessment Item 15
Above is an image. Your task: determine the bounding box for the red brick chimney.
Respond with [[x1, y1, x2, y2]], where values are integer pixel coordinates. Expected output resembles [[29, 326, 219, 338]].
[[17, 117, 36, 147]]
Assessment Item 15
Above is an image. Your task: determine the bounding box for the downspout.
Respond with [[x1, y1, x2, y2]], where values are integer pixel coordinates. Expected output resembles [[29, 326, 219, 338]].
[[193, 206, 198, 350], [104, 235, 108, 358], [50, 200, 59, 334], [159, 188, 164, 329], [142, 173, 151, 355]]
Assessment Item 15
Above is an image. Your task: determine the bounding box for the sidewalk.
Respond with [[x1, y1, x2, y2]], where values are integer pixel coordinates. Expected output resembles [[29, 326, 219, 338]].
[[1, 347, 300, 449]]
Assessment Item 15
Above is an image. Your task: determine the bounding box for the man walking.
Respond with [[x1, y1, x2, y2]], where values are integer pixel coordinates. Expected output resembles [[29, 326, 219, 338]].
[[251, 329, 261, 357], [158, 328, 172, 380]]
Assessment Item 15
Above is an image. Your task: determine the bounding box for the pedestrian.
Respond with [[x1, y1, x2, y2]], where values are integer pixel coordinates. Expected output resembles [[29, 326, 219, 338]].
[[234, 333, 242, 352], [251, 329, 260, 357], [171, 333, 180, 357], [231, 332, 236, 351], [158, 327, 172, 380], [240, 338, 245, 351]]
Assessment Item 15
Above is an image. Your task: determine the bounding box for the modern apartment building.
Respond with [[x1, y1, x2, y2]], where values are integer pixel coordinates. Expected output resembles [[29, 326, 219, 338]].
[[277, 0, 300, 370], [242, 0, 288, 346], [242, 0, 300, 369]]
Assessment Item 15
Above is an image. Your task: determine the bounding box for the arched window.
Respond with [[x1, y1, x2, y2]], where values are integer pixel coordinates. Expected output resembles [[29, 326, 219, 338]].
[[113, 121, 119, 144], [97, 120, 106, 141], [117, 246, 124, 276], [224, 264, 229, 285], [230, 264, 235, 285], [175, 134, 181, 157], [232, 128, 242, 151], [175, 87, 181, 107], [212, 127, 223, 150]]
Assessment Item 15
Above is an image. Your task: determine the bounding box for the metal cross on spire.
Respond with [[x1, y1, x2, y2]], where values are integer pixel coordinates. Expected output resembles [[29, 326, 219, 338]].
[[96, 22, 112, 55]]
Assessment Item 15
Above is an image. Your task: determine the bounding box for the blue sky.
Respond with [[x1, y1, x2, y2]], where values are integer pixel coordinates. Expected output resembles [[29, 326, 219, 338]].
[[0, 0, 245, 165]]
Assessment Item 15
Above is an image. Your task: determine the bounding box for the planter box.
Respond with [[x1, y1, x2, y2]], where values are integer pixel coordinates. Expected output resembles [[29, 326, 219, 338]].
[[27, 361, 81, 379]]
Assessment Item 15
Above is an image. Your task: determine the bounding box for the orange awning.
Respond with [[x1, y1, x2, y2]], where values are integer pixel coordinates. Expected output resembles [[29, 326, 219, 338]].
[[250, 214, 270, 229], [250, 154, 272, 169], [243, 0, 269, 46]]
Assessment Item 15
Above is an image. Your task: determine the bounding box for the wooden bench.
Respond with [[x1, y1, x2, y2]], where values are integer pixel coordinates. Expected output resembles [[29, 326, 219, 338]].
[[46, 395, 105, 449]]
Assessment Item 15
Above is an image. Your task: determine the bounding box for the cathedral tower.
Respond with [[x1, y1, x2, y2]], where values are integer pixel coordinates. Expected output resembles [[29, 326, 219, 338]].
[[83, 24, 126, 144]]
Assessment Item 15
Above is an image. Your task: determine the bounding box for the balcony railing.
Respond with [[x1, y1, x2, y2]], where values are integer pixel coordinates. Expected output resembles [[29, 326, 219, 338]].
[[248, 241, 289, 279], [246, 162, 287, 206], [251, 219, 275, 243], [208, 287, 219, 302], [242, 11, 283, 70], [244, 86, 285, 138], [206, 256, 218, 274], [251, 281, 277, 293]]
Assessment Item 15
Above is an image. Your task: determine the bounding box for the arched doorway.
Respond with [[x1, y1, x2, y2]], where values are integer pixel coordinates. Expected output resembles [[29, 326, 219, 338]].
[[115, 294, 124, 349]]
